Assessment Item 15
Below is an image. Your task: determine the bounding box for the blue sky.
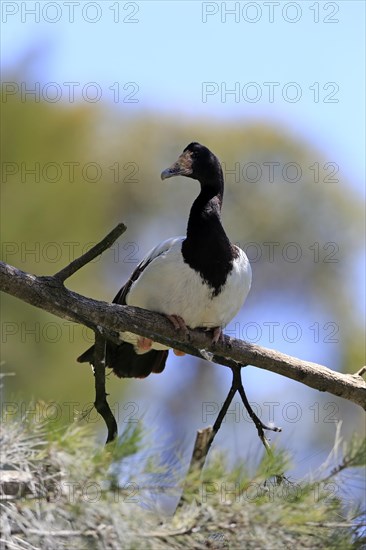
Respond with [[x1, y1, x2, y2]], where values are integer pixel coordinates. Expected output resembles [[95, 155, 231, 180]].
[[2, 0, 365, 389], [1, 1, 365, 500], [2, 1, 364, 374], [1, 1, 365, 192], [2, 0, 364, 323]]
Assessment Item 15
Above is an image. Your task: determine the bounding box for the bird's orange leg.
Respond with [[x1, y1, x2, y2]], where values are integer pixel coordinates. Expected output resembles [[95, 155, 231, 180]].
[[136, 337, 153, 352], [166, 314, 188, 333], [211, 326, 224, 344], [166, 314, 188, 357]]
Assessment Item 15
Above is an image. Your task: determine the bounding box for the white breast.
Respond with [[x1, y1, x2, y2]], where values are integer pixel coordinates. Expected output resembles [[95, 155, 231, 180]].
[[121, 237, 251, 352]]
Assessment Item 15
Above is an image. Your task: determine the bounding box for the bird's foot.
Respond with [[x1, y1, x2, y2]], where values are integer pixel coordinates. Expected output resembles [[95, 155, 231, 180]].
[[211, 326, 224, 345], [166, 314, 189, 334], [173, 349, 186, 356], [166, 314, 188, 357], [136, 337, 153, 352]]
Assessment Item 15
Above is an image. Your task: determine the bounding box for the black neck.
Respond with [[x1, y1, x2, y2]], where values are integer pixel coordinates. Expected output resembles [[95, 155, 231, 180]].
[[182, 170, 235, 295], [186, 165, 225, 234]]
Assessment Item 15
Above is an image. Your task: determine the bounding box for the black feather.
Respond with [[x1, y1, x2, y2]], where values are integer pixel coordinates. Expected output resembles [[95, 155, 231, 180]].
[[77, 142, 234, 377], [77, 259, 169, 378], [181, 143, 236, 295]]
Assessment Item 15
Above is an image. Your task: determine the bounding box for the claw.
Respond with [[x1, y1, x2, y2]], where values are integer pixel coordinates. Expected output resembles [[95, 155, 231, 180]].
[[166, 314, 188, 334], [165, 315, 188, 356], [136, 337, 153, 352], [211, 326, 223, 344]]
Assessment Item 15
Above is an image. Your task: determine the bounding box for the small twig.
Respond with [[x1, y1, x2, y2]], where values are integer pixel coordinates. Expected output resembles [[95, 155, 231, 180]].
[[177, 365, 283, 511], [54, 223, 126, 282], [27, 529, 96, 537], [53, 223, 124, 443], [179, 367, 242, 508], [190, 427, 214, 470], [1, 260, 365, 409], [1, 222, 365, 456], [355, 366, 366, 378], [235, 367, 281, 453], [205, 369, 241, 455], [182, 367, 243, 488], [93, 333, 118, 444], [208, 366, 281, 457], [141, 526, 194, 538]]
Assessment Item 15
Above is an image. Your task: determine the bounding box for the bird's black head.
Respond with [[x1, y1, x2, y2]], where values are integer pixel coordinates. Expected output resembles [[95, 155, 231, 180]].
[[161, 142, 222, 184]]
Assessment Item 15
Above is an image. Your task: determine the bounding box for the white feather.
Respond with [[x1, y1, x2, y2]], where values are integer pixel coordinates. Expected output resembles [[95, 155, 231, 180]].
[[120, 237, 252, 353]]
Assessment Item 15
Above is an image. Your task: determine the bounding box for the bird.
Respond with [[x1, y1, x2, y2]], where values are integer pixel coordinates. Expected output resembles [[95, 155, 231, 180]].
[[77, 142, 252, 378]]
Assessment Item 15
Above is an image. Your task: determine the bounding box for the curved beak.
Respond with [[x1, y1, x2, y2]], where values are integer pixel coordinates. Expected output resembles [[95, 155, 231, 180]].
[[161, 151, 193, 180]]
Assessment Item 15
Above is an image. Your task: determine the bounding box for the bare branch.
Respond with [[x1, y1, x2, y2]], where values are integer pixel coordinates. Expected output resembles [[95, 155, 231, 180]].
[[355, 366, 366, 378], [93, 333, 118, 443], [177, 366, 283, 508], [1, 221, 365, 416], [54, 223, 126, 282]]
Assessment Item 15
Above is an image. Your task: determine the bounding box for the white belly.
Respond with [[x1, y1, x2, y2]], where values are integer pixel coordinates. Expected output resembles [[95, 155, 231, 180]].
[[121, 238, 251, 352]]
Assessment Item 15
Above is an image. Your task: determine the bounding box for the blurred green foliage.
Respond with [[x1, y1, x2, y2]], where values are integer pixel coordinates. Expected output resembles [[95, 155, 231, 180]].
[[1, 80, 364, 414], [1, 410, 365, 549]]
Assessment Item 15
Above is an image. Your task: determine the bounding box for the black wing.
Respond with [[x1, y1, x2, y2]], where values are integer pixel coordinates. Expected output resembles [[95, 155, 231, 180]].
[[77, 258, 169, 378]]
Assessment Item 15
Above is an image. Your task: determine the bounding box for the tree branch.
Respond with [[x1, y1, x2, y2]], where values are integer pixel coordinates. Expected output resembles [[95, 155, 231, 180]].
[[54, 223, 126, 282], [93, 333, 117, 444], [1, 259, 365, 410]]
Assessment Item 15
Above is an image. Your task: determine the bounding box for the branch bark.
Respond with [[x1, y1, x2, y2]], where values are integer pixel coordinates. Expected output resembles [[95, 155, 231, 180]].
[[54, 223, 126, 282], [1, 259, 365, 410], [93, 333, 117, 444]]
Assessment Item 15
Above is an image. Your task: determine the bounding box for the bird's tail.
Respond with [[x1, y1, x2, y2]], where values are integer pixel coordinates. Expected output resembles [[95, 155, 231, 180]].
[[77, 341, 168, 379]]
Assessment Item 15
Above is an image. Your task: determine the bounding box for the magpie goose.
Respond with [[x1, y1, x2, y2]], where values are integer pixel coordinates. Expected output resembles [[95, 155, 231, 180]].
[[77, 142, 252, 378]]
